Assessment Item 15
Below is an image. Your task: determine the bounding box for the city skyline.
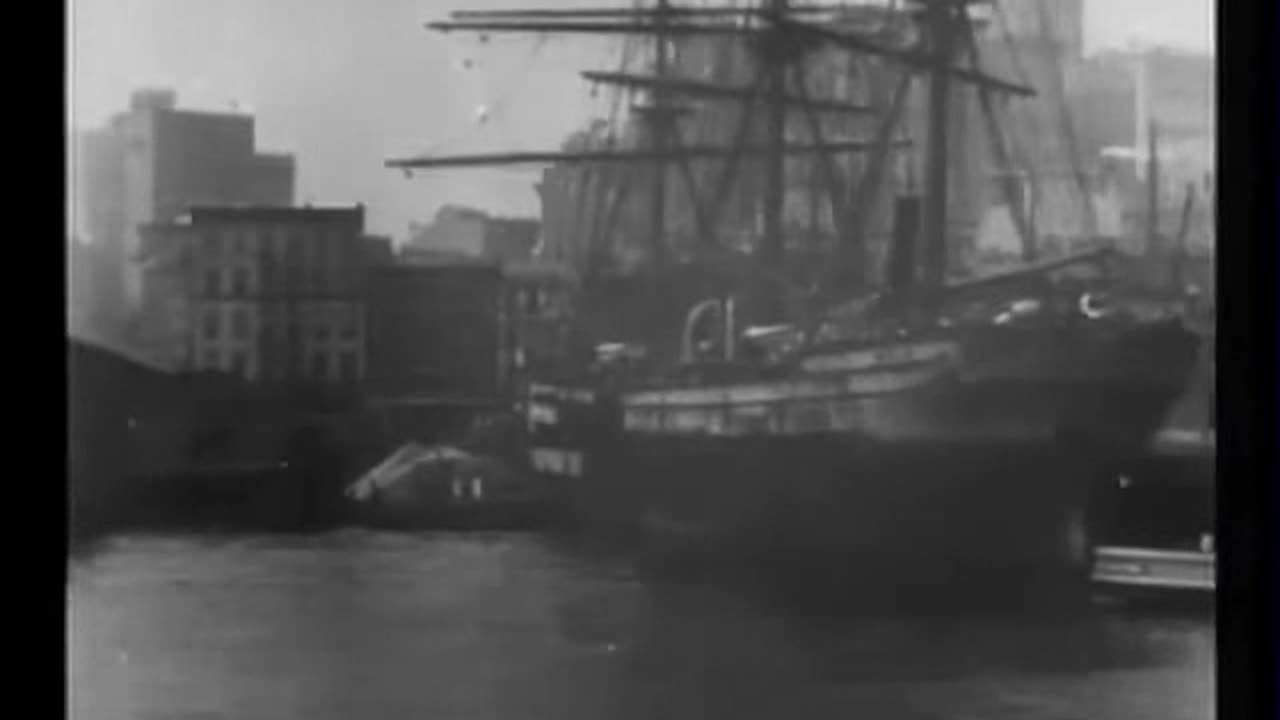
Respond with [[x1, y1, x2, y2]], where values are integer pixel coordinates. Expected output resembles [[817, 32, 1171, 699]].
[[70, 0, 1215, 238]]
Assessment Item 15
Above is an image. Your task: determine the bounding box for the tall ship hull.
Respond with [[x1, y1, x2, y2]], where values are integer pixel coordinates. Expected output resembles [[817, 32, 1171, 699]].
[[527, 316, 1200, 593], [397, 2, 1208, 596]]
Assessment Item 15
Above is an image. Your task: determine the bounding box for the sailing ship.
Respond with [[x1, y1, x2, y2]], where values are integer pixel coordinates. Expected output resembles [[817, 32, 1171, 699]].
[[392, 0, 1201, 594]]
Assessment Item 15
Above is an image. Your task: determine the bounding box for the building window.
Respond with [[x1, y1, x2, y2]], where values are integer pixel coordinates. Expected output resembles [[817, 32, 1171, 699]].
[[338, 352, 360, 383], [332, 233, 353, 291], [230, 267, 250, 296], [261, 252, 278, 294], [258, 312, 274, 341], [228, 351, 248, 378], [306, 237, 325, 292], [234, 230, 252, 257], [286, 233, 305, 290], [216, 230, 233, 258], [203, 308, 221, 339], [246, 230, 262, 258], [232, 307, 250, 339], [316, 237, 334, 293], [201, 350, 221, 370], [204, 267, 221, 296], [339, 305, 360, 339], [273, 228, 289, 257]]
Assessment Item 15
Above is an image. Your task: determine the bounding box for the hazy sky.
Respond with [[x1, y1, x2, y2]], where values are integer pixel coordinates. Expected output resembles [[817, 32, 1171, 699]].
[[69, 0, 1214, 238]]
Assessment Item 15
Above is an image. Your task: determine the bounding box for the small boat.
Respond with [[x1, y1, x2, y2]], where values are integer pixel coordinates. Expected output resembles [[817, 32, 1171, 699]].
[[1091, 542, 1214, 593], [1087, 357, 1213, 598], [344, 443, 550, 530]]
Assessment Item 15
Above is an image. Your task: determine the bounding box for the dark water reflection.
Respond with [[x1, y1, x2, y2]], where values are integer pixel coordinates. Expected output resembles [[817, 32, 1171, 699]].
[[68, 532, 1213, 720]]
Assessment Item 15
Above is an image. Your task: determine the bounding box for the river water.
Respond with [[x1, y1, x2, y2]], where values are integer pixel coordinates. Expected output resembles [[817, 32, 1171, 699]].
[[68, 531, 1213, 720]]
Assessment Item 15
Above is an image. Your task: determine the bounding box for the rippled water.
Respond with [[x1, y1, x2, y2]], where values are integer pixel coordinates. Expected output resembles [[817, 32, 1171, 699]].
[[68, 532, 1214, 720]]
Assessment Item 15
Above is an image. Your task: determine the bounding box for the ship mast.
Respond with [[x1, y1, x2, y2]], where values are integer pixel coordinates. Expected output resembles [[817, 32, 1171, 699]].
[[918, 0, 958, 289], [403, 1, 896, 292], [759, 0, 789, 280], [395, 1, 1033, 324], [643, 0, 673, 270]]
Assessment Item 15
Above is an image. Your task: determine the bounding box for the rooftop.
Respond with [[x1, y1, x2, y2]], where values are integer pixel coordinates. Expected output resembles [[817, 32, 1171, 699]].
[[504, 260, 578, 283], [187, 204, 365, 224], [252, 152, 296, 165], [68, 334, 178, 376], [378, 256, 502, 274]]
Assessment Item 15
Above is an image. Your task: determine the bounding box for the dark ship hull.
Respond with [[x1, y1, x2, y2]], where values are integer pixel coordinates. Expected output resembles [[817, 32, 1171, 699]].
[[527, 318, 1201, 596]]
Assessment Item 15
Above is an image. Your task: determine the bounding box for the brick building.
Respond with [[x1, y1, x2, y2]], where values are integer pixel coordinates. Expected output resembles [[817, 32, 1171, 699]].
[[137, 205, 371, 383], [364, 260, 504, 400], [483, 217, 540, 265]]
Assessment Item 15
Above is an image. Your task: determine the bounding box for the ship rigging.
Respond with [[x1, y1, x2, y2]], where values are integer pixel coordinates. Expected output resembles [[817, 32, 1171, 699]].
[[389, 0, 1046, 343], [405, 1, 1204, 598]]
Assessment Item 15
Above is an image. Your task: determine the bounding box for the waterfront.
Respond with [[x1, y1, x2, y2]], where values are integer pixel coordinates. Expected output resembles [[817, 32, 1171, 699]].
[[69, 531, 1214, 720]]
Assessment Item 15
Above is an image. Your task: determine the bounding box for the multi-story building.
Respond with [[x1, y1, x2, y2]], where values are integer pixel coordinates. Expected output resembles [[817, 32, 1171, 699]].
[[365, 259, 504, 400], [483, 217, 540, 265], [362, 234, 396, 267], [137, 205, 370, 384], [405, 205, 540, 267], [503, 262, 576, 388], [405, 205, 489, 259], [73, 89, 297, 321]]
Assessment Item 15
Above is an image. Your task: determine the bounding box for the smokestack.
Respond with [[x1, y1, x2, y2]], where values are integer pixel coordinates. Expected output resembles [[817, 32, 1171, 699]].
[[887, 195, 921, 294]]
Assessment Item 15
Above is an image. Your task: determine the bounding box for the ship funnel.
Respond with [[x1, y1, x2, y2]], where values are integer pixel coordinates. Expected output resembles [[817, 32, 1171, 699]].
[[887, 195, 922, 294]]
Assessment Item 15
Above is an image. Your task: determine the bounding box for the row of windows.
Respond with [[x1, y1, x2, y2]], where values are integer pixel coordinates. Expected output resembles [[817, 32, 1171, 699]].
[[512, 288, 562, 315], [276, 350, 361, 383], [200, 306, 362, 341], [197, 229, 353, 260], [199, 348, 253, 378], [197, 347, 362, 383], [195, 260, 357, 297], [201, 266, 252, 297], [202, 307, 255, 340], [623, 400, 867, 436]]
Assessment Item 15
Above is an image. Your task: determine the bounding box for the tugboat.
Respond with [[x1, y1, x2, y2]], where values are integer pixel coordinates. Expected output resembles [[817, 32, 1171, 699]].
[[344, 443, 551, 530], [395, 1, 1202, 593]]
